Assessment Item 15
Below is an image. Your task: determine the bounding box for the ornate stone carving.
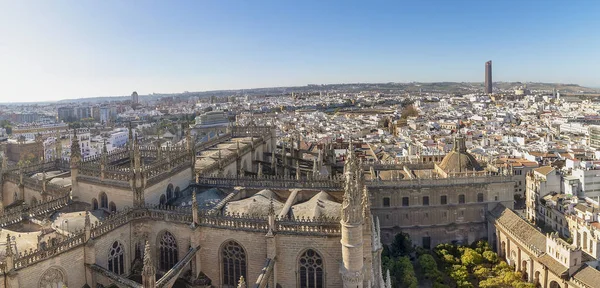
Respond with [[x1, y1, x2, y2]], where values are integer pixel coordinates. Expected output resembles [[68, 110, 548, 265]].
[[39, 267, 66, 288]]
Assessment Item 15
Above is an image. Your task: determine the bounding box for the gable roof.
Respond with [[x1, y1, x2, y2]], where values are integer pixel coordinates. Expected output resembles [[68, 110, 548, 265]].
[[490, 205, 547, 253]]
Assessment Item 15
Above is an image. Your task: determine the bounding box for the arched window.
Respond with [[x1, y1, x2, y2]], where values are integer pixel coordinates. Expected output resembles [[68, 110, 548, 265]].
[[166, 184, 174, 199], [477, 193, 484, 202], [39, 267, 66, 288], [159, 231, 178, 271], [549, 281, 561, 288], [298, 249, 324, 288], [100, 192, 108, 209], [458, 194, 466, 204], [108, 241, 125, 275], [222, 240, 247, 287], [92, 198, 98, 210], [174, 186, 181, 198], [109, 202, 117, 213], [160, 194, 166, 205]]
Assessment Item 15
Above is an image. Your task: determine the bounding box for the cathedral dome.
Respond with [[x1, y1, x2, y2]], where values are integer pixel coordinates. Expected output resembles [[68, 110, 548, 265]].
[[291, 191, 341, 219], [224, 189, 284, 216], [438, 136, 482, 173]]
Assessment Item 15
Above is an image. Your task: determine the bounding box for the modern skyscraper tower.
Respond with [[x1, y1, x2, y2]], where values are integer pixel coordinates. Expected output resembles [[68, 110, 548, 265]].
[[485, 61, 493, 94]]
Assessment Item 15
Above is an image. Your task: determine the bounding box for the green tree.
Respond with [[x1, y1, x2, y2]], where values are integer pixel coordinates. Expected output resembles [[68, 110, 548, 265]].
[[482, 250, 499, 264], [417, 254, 440, 279], [397, 257, 418, 288], [449, 264, 470, 285], [460, 248, 483, 267], [473, 265, 492, 280], [390, 232, 414, 258]]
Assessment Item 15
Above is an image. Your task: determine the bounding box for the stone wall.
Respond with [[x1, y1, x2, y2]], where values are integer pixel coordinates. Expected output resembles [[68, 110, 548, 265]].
[[273, 234, 343, 288], [144, 167, 193, 205], [370, 180, 514, 246], [77, 181, 132, 210], [195, 226, 267, 287], [8, 246, 86, 288]]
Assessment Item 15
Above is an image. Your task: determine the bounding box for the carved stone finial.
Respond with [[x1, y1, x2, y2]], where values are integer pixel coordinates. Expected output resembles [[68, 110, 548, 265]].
[[385, 269, 392, 288], [142, 240, 156, 288], [5, 234, 12, 257], [237, 276, 246, 288], [268, 197, 275, 216], [70, 129, 81, 165], [84, 211, 91, 228]]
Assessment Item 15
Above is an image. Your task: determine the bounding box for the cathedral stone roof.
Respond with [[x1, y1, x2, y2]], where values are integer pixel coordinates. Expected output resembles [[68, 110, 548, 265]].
[[291, 191, 341, 219], [536, 254, 568, 276], [490, 205, 546, 252], [224, 189, 284, 216], [572, 265, 600, 287], [438, 136, 482, 173]]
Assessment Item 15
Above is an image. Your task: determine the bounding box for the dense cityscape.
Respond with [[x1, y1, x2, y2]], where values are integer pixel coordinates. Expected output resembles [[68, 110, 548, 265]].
[[0, 58, 598, 288]]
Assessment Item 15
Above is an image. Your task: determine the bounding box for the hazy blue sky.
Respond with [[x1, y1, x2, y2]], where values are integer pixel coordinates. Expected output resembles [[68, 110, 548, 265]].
[[1, 0, 599, 102]]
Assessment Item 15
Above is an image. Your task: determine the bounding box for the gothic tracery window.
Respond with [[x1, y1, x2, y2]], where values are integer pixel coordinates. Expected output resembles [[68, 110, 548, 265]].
[[167, 183, 174, 199], [298, 249, 324, 288], [159, 231, 178, 271], [100, 192, 108, 209], [108, 241, 125, 275], [222, 240, 247, 287], [39, 267, 66, 288]]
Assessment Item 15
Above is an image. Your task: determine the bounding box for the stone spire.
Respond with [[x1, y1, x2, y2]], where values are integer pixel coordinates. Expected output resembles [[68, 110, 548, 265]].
[[131, 133, 145, 208], [271, 149, 277, 176], [237, 276, 246, 288], [295, 161, 300, 180], [156, 129, 162, 160], [5, 234, 13, 270], [186, 128, 192, 151], [133, 134, 141, 170], [385, 270, 392, 288], [371, 216, 384, 288], [342, 141, 363, 224], [55, 130, 62, 160], [70, 129, 81, 166], [101, 139, 108, 163], [257, 162, 263, 177], [340, 140, 365, 288], [192, 190, 198, 226], [128, 122, 134, 149], [142, 240, 156, 288], [84, 211, 91, 241], [266, 197, 275, 237], [42, 170, 47, 193]]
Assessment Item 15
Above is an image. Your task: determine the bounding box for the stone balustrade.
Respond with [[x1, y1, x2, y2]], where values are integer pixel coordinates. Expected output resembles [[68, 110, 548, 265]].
[[367, 174, 515, 188], [14, 233, 85, 269], [6, 201, 339, 270], [275, 216, 342, 236], [196, 175, 344, 190], [0, 194, 70, 227]]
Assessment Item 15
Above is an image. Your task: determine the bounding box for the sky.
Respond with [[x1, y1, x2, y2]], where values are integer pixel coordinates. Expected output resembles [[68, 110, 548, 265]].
[[0, 0, 599, 102]]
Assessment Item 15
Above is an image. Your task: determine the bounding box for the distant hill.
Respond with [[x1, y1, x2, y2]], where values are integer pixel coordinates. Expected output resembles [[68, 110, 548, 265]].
[[5, 82, 598, 105]]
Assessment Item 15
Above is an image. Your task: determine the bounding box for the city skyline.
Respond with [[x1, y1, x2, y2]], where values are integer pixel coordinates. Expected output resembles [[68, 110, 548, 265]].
[[1, 0, 599, 102]]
